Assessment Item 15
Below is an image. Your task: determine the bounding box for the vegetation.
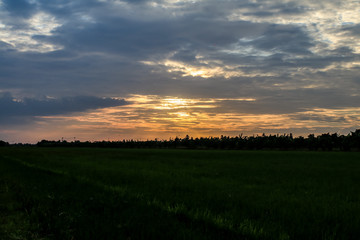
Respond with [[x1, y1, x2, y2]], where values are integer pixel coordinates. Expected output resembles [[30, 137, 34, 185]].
[[0, 140, 9, 147], [33, 129, 360, 151], [1, 147, 360, 239]]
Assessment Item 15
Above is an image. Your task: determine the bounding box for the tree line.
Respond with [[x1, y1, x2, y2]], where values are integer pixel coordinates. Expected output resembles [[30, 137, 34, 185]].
[[1, 129, 359, 151], [30, 129, 360, 151]]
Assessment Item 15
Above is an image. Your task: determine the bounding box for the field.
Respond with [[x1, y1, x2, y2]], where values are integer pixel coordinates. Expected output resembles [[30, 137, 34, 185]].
[[1, 147, 360, 239]]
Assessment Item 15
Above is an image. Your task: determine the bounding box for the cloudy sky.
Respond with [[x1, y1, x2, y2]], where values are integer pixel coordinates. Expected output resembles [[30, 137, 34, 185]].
[[0, 0, 360, 143]]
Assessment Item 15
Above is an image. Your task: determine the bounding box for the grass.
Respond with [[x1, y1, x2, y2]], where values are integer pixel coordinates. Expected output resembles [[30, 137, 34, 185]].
[[0, 147, 360, 239]]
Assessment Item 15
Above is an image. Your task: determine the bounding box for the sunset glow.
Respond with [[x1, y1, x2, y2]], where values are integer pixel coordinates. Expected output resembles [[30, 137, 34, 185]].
[[2, 93, 357, 143], [0, 0, 359, 143]]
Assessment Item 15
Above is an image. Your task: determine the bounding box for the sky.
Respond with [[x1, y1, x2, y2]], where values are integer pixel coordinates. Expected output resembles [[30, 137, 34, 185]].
[[0, 0, 360, 143]]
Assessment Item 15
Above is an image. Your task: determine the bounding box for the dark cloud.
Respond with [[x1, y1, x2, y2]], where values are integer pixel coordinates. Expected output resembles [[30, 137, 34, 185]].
[[290, 114, 348, 123], [342, 24, 360, 36], [0, 0, 359, 141], [242, 2, 307, 16], [209, 88, 360, 115], [0, 0, 352, 99], [2, 0, 36, 18], [36, 0, 103, 16], [279, 4, 307, 15], [46, 14, 267, 62], [119, 0, 149, 4], [247, 24, 314, 55], [0, 41, 13, 51], [0, 92, 128, 118]]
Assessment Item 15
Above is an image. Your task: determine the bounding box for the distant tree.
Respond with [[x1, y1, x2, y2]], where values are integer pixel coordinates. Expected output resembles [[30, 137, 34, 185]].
[[307, 134, 318, 151], [34, 129, 360, 151], [0, 140, 9, 146], [350, 129, 360, 150]]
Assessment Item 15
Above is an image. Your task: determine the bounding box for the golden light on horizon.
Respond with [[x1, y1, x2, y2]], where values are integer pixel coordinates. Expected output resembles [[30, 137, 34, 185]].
[[22, 94, 360, 143]]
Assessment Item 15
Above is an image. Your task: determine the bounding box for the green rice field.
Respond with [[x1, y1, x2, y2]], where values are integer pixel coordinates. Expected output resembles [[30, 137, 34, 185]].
[[1, 147, 360, 239]]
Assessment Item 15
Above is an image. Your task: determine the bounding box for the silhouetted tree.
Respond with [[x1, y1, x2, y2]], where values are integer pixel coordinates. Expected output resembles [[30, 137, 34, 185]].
[[35, 130, 360, 151], [0, 140, 9, 146]]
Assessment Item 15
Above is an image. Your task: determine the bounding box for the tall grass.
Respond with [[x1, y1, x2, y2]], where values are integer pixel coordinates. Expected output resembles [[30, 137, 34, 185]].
[[1, 147, 360, 239]]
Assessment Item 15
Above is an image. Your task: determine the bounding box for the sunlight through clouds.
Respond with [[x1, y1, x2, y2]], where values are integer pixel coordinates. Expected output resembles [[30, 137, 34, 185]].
[[0, 12, 62, 52], [141, 59, 277, 78], [0, 0, 360, 143], [228, 1, 360, 54], [12, 94, 355, 142]]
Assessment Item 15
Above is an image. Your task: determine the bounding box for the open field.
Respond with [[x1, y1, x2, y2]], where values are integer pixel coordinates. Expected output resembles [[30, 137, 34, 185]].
[[1, 147, 360, 239]]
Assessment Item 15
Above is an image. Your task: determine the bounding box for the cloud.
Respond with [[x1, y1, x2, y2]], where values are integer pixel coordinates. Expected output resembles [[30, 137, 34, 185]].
[[290, 113, 347, 123], [0, 0, 360, 141], [246, 24, 314, 55], [0, 92, 128, 118], [1, 0, 36, 18], [0, 3, 63, 52], [342, 24, 360, 36]]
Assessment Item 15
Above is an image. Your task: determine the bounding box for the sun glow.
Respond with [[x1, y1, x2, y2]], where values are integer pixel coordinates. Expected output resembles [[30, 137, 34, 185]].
[[20, 94, 360, 143], [141, 59, 277, 78], [175, 112, 191, 118], [158, 98, 193, 109]]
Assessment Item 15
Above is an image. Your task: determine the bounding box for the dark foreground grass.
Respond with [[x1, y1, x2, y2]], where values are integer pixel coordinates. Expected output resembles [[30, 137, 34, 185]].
[[0, 147, 360, 239]]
